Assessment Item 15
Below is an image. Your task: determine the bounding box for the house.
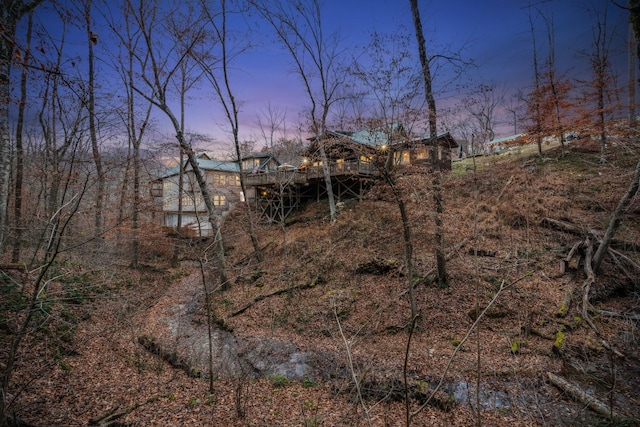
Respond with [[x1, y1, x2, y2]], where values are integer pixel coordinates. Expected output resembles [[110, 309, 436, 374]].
[[484, 134, 528, 154], [245, 123, 459, 222], [306, 123, 458, 171], [153, 153, 278, 237], [153, 124, 459, 229]]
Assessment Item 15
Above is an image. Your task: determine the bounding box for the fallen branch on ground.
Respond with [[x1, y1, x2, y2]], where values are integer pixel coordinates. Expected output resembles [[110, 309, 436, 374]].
[[547, 372, 633, 423], [89, 394, 166, 426], [227, 277, 320, 318], [541, 217, 637, 252]]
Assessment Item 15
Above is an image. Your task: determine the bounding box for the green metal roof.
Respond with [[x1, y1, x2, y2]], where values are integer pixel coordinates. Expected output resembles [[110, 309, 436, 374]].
[[158, 157, 239, 179], [331, 123, 457, 148]]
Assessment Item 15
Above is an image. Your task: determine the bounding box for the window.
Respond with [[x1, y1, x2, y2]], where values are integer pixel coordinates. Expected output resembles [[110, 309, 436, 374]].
[[181, 196, 194, 206], [213, 174, 225, 186], [151, 182, 163, 197], [163, 181, 173, 191], [213, 195, 227, 206], [416, 146, 428, 160], [394, 150, 410, 165], [233, 175, 240, 186]]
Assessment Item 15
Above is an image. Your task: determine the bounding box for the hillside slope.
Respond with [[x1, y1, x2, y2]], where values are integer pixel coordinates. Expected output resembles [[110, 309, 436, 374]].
[[7, 140, 640, 426]]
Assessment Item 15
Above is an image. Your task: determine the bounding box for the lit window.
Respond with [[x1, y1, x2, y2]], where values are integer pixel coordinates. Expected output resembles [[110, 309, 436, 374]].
[[214, 174, 225, 186], [213, 195, 227, 206], [394, 150, 410, 165]]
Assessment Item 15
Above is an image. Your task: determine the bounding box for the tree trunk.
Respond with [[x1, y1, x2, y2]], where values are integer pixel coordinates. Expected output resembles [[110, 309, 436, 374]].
[[547, 372, 630, 422], [629, 18, 637, 121], [11, 13, 33, 262], [409, 0, 447, 286], [86, 0, 104, 242], [173, 125, 228, 285], [0, 0, 43, 257], [213, 0, 263, 260], [592, 161, 640, 272], [318, 143, 337, 221]]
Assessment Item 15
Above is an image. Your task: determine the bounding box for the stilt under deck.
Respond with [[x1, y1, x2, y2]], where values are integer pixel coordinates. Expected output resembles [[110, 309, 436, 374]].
[[246, 160, 377, 222]]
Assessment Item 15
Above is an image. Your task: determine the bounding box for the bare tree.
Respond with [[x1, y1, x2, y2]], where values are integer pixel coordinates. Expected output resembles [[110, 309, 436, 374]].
[[84, 0, 105, 242], [0, 0, 44, 255], [409, 0, 447, 286], [32, 10, 90, 261], [505, 92, 526, 137], [104, 0, 154, 267], [348, 31, 425, 320], [1, 32, 91, 420], [580, 2, 620, 163], [125, 0, 228, 283], [195, 0, 263, 262], [11, 12, 34, 262], [629, 13, 637, 121], [462, 83, 504, 151], [256, 102, 288, 152], [524, 3, 545, 157], [541, 11, 571, 155], [591, 0, 640, 270], [252, 0, 345, 222]]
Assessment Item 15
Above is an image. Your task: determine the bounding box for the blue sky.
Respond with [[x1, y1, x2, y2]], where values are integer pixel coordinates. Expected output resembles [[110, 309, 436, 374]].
[[20, 0, 630, 153], [228, 0, 627, 144]]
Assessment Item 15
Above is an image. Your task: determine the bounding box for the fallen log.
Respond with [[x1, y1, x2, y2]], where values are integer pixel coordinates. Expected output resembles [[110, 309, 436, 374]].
[[593, 160, 640, 272], [89, 395, 165, 426], [0, 262, 27, 273], [581, 235, 598, 331], [541, 217, 638, 252], [227, 277, 320, 318], [556, 287, 574, 317], [541, 217, 587, 235], [547, 372, 633, 423]]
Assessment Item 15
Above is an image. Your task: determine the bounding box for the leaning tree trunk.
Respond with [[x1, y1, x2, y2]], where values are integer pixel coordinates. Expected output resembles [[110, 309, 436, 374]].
[[592, 160, 640, 272], [166, 113, 228, 285]]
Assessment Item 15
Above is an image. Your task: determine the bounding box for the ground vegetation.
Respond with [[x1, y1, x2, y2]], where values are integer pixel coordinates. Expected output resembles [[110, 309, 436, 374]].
[[2, 137, 639, 426]]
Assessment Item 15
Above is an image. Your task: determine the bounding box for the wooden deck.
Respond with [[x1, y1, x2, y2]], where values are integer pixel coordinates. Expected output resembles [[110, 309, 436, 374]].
[[245, 159, 377, 223], [245, 159, 377, 186]]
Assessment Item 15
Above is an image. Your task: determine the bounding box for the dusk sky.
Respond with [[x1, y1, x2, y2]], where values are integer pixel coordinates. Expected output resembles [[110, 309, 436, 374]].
[[26, 0, 630, 154], [194, 0, 628, 149]]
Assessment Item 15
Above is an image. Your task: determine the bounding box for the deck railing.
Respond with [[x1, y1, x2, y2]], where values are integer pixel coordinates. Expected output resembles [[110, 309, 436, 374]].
[[246, 159, 377, 186], [245, 170, 308, 186]]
